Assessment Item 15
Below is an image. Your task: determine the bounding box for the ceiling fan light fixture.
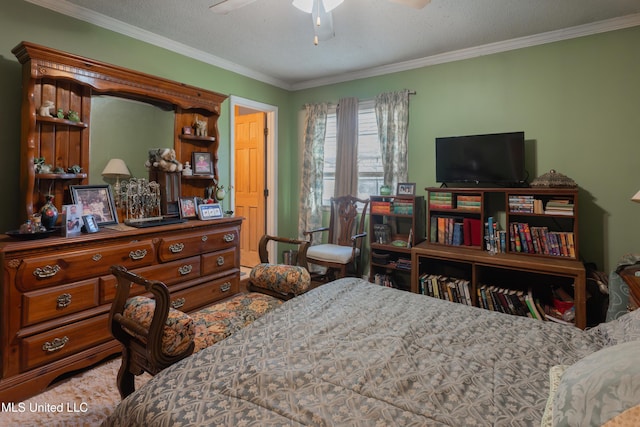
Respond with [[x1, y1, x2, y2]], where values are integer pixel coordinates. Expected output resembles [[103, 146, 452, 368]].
[[292, 0, 343, 14]]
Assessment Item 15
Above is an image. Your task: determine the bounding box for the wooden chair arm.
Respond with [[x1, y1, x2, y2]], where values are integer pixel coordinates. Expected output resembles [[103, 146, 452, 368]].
[[258, 234, 310, 270], [109, 265, 195, 372]]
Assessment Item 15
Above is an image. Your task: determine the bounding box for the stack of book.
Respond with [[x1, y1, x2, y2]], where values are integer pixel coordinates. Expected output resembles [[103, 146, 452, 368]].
[[396, 258, 412, 270], [429, 192, 453, 209], [417, 273, 472, 305], [544, 199, 574, 216], [508, 194, 535, 213], [371, 200, 391, 214], [393, 199, 414, 215], [456, 194, 481, 212]]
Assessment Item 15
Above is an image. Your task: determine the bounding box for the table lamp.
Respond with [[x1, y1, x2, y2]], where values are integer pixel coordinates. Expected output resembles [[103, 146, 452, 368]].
[[102, 158, 131, 207]]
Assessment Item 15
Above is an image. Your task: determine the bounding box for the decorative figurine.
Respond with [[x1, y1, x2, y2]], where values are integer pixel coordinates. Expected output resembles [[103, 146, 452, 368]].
[[67, 110, 80, 122], [38, 100, 54, 117], [193, 116, 207, 137], [56, 108, 65, 119], [182, 161, 192, 176], [67, 164, 83, 174], [40, 194, 58, 230]]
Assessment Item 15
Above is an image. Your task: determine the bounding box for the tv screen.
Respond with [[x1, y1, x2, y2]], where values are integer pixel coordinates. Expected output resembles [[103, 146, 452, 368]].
[[435, 132, 526, 185]]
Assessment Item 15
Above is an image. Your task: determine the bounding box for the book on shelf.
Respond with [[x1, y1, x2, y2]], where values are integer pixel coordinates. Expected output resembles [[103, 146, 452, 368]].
[[429, 192, 453, 209], [371, 201, 391, 214], [418, 273, 471, 305], [508, 223, 575, 258], [544, 199, 574, 216]]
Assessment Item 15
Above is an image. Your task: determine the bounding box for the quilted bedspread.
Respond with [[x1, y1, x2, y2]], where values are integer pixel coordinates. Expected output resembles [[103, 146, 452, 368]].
[[104, 278, 608, 426]]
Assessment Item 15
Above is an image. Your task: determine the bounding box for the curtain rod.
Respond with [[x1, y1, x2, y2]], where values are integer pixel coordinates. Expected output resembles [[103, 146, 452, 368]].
[[303, 90, 417, 110]]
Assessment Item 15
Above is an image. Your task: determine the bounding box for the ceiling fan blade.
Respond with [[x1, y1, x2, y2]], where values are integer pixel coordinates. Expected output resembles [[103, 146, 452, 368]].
[[388, 0, 431, 9], [210, 0, 259, 14]]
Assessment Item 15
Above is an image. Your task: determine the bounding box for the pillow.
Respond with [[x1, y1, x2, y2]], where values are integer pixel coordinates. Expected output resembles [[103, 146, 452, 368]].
[[590, 308, 640, 346], [606, 269, 631, 322], [250, 263, 311, 296], [552, 340, 640, 427]]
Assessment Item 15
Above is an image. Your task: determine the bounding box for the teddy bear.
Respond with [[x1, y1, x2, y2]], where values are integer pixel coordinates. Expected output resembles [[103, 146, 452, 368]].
[[145, 148, 183, 173]]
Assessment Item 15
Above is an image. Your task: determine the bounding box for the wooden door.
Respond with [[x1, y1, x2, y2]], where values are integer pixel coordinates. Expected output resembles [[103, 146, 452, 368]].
[[235, 109, 266, 267]]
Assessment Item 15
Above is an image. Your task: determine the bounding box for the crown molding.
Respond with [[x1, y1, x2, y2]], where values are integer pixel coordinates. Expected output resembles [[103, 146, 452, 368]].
[[24, 0, 290, 89], [24, 1, 640, 92], [290, 13, 640, 90]]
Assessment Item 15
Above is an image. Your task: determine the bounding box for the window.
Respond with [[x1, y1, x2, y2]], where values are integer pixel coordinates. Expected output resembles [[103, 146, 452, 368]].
[[322, 100, 384, 205]]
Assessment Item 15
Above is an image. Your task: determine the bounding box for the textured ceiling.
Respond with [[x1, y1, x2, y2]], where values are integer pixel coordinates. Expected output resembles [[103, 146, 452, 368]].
[[28, 0, 640, 89]]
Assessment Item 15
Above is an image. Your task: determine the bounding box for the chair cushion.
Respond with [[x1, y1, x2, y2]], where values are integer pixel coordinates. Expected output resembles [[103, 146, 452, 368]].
[[307, 244, 359, 264], [123, 296, 196, 357], [191, 293, 283, 351], [250, 263, 311, 296]]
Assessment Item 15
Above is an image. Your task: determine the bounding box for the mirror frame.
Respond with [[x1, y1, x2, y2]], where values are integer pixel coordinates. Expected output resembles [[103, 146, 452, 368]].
[[13, 41, 227, 220]]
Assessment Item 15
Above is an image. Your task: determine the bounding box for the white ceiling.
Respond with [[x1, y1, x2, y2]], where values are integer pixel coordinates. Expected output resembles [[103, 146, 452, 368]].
[[27, 0, 640, 90]]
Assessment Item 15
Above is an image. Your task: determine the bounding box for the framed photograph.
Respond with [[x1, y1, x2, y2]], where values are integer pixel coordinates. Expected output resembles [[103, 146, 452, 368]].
[[69, 185, 118, 226], [179, 197, 197, 219], [192, 152, 213, 175], [62, 203, 83, 237], [198, 203, 223, 220], [82, 214, 100, 233], [397, 182, 416, 196]]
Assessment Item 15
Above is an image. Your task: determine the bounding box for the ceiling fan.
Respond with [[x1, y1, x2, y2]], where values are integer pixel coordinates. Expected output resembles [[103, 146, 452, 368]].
[[210, 0, 431, 44]]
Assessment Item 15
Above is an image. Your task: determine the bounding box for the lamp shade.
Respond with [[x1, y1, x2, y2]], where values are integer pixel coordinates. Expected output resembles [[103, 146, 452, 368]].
[[632, 189, 640, 203], [102, 158, 131, 178]]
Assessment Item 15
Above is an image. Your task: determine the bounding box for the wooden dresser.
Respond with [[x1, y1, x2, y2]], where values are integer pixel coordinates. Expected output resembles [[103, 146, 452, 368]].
[[0, 218, 242, 402]]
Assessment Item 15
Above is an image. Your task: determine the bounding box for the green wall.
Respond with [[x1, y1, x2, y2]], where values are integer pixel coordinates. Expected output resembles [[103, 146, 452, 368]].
[[2, 0, 640, 272], [289, 27, 640, 272]]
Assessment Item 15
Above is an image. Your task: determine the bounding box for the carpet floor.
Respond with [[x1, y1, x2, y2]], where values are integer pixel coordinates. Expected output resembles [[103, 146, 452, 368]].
[[0, 357, 151, 427]]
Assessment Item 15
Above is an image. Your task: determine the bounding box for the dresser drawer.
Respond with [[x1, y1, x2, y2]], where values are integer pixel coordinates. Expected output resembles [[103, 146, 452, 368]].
[[171, 274, 240, 313], [15, 240, 156, 291], [158, 226, 239, 262], [99, 256, 201, 304], [201, 248, 238, 276], [22, 278, 99, 327], [20, 313, 111, 371]]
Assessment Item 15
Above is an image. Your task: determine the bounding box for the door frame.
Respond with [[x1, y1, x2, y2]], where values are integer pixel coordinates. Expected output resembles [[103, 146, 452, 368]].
[[229, 95, 278, 263]]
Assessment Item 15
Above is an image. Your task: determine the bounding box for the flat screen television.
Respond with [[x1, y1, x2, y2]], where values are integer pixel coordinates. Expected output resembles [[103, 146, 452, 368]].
[[435, 131, 526, 185]]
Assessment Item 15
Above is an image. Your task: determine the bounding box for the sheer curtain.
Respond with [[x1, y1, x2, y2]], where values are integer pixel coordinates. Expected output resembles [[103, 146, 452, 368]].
[[334, 97, 359, 197], [375, 90, 410, 192], [297, 103, 328, 239]]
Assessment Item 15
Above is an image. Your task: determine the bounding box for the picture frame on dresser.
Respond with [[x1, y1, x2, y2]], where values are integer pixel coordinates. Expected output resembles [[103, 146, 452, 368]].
[[70, 185, 118, 226], [198, 203, 223, 220], [179, 197, 197, 219]]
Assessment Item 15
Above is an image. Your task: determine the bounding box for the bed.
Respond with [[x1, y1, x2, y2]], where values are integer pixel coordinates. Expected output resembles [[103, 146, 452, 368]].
[[103, 277, 640, 426]]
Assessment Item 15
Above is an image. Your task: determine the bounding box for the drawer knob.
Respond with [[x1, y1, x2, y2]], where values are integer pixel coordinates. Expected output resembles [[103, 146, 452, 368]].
[[92, 253, 103, 262], [171, 298, 185, 309], [169, 243, 184, 253], [178, 264, 193, 275], [220, 282, 232, 292], [129, 249, 148, 260], [217, 256, 225, 266], [56, 293, 72, 309], [42, 336, 69, 352], [201, 235, 208, 242], [33, 265, 61, 279], [223, 233, 235, 243]]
